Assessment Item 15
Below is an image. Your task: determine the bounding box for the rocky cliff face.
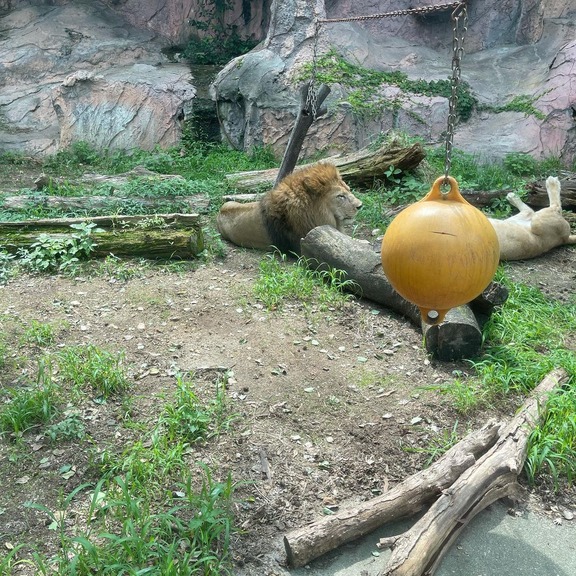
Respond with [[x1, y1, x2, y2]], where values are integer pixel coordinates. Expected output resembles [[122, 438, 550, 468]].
[[212, 0, 576, 164], [0, 0, 195, 155], [1, 0, 575, 162]]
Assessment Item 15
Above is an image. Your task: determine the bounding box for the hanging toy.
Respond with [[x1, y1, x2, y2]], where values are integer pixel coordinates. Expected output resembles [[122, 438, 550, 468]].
[[380, 2, 495, 325], [381, 176, 500, 324]]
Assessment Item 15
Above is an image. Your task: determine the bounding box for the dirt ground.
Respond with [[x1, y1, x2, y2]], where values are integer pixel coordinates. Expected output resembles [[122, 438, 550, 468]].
[[1, 174, 576, 572]]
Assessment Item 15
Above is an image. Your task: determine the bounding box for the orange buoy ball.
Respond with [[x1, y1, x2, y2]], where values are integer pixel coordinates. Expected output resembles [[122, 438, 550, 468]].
[[381, 176, 500, 325]]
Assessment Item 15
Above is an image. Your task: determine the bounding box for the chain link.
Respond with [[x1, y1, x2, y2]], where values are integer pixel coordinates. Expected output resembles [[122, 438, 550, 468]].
[[444, 3, 468, 183], [305, 19, 321, 119], [318, 2, 465, 24], [308, 1, 468, 135]]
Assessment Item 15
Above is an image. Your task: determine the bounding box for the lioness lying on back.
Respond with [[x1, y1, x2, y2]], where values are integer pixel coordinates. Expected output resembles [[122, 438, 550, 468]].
[[489, 176, 576, 260], [216, 163, 362, 255]]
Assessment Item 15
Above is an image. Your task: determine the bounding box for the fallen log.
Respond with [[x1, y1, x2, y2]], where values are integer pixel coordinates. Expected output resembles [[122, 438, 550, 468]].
[[377, 367, 568, 576], [526, 174, 576, 209], [283, 421, 501, 567], [284, 368, 567, 572], [33, 165, 186, 191], [226, 142, 426, 192], [0, 194, 210, 214], [300, 226, 507, 360], [0, 213, 204, 259]]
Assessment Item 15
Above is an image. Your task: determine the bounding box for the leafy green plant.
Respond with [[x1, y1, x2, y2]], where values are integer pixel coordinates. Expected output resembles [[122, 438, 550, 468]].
[[299, 50, 477, 120], [25, 468, 237, 575], [160, 373, 236, 444], [56, 344, 130, 399], [19, 222, 100, 273], [22, 320, 57, 347], [490, 94, 546, 120], [0, 250, 15, 283], [45, 412, 86, 442], [525, 385, 576, 488]]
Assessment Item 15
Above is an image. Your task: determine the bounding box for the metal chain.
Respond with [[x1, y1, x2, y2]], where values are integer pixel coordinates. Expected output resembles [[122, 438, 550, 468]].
[[444, 3, 468, 183], [317, 2, 465, 24], [305, 19, 321, 119], [307, 1, 468, 126]]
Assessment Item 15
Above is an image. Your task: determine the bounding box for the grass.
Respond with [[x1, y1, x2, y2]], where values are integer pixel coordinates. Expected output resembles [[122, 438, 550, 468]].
[[254, 252, 356, 310], [56, 345, 130, 399], [0, 358, 58, 437]]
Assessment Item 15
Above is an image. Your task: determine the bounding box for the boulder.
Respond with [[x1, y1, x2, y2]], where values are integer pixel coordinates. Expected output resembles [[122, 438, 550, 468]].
[[211, 0, 576, 164], [0, 0, 195, 155]]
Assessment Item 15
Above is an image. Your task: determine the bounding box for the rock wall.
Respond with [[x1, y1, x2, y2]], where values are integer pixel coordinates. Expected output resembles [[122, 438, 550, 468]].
[[212, 0, 576, 165], [1, 0, 575, 161], [102, 0, 272, 45], [0, 0, 195, 155]]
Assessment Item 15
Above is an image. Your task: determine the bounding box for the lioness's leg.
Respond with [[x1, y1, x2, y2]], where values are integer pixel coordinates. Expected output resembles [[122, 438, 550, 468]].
[[545, 176, 562, 209]]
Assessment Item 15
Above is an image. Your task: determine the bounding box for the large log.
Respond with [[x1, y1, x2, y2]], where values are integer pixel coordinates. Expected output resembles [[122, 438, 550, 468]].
[[283, 421, 501, 567], [0, 194, 210, 213], [0, 213, 204, 259], [377, 368, 568, 576], [226, 142, 426, 192], [300, 226, 506, 360], [284, 369, 567, 572]]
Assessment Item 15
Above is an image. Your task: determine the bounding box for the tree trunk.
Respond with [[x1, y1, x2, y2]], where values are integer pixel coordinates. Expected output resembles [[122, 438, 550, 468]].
[[275, 82, 331, 186], [0, 213, 204, 259], [300, 226, 506, 360], [226, 142, 426, 191], [284, 369, 567, 573]]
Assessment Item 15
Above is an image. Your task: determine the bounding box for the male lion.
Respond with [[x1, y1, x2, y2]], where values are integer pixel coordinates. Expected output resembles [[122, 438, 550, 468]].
[[488, 176, 576, 260], [216, 163, 362, 255]]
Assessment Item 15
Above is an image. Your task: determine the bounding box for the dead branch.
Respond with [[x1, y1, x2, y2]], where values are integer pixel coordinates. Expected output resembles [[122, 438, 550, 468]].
[[284, 421, 501, 567], [378, 367, 568, 576]]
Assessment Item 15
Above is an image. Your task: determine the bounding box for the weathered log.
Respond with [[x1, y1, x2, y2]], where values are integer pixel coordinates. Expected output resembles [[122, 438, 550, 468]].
[[33, 165, 186, 191], [378, 368, 568, 576], [284, 369, 566, 572], [526, 175, 576, 209], [300, 226, 503, 359], [0, 213, 200, 230], [283, 421, 501, 567], [0, 213, 204, 259], [275, 82, 331, 186], [226, 142, 426, 192], [0, 194, 210, 213]]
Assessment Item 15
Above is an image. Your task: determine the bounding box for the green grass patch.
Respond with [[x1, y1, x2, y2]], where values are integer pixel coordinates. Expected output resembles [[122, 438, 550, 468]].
[[0, 359, 58, 437], [254, 252, 356, 310], [56, 345, 130, 399]]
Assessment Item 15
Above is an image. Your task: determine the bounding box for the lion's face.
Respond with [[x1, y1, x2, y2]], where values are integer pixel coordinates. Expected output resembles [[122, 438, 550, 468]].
[[325, 178, 363, 225]]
